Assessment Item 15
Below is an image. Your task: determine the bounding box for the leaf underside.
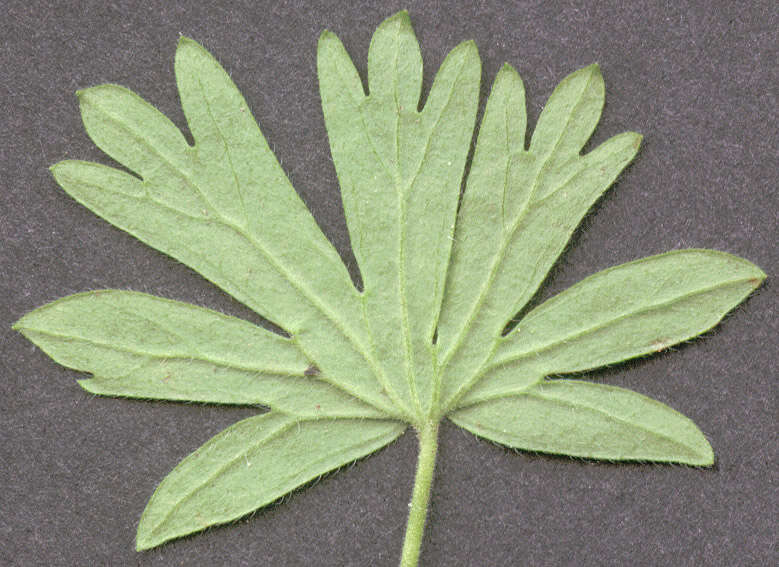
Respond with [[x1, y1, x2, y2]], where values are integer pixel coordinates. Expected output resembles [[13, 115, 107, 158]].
[[450, 381, 714, 465], [136, 414, 404, 550], [14, 10, 765, 550]]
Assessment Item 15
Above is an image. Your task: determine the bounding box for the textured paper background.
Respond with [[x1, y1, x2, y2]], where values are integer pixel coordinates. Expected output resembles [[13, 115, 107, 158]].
[[1, 1, 776, 565]]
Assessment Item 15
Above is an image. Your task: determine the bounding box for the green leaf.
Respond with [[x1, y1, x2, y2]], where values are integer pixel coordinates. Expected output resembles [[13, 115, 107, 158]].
[[136, 413, 405, 550], [497, 249, 764, 372], [460, 249, 766, 405], [51, 37, 401, 417], [530, 63, 605, 159], [436, 62, 642, 407], [450, 380, 714, 465], [319, 12, 481, 415], [13, 9, 766, 562], [12, 290, 384, 418]]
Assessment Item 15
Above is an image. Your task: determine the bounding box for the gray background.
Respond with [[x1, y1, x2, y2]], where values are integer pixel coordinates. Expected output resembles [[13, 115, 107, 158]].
[[2, 1, 776, 565]]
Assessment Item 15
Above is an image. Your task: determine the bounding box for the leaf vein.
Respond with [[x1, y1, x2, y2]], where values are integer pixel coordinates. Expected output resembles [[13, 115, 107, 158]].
[[194, 74, 249, 228]]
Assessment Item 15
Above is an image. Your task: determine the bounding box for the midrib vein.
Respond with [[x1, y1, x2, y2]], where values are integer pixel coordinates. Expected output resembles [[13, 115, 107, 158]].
[[396, 126, 420, 415], [195, 75, 249, 227], [410, 47, 470, 340], [110, 302, 202, 356], [500, 103, 511, 231], [326, 94, 410, 415], [27, 328, 306, 376], [390, 22, 421, 415], [406, 49, 471, 415], [324, 97, 412, 416]]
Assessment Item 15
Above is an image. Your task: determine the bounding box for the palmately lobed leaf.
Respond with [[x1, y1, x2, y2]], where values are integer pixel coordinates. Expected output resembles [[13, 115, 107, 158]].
[[12, 9, 766, 558]]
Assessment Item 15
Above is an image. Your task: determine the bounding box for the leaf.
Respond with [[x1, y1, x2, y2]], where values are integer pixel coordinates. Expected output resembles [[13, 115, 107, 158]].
[[13, 10, 766, 562], [136, 413, 405, 550], [12, 290, 385, 418], [459, 249, 766, 405], [436, 62, 643, 406], [449, 380, 714, 465], [53, 36, 399, 417], [318, 11, 481, 414]]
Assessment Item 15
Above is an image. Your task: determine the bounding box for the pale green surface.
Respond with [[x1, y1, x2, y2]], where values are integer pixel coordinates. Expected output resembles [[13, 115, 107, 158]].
[[450, 380, 714, 465], [319, 11, 480, 415], [458, 249, 766, 406], [13, 290, 384, 418], [436, 61, 643, 408], [13, 9, 766, 562], [136, 413, 405, 550], [53, 36, 398, 418]]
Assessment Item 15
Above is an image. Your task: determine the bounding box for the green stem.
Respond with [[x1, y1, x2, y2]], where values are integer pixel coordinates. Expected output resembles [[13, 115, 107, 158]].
[[400, 420, 440, 567]]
